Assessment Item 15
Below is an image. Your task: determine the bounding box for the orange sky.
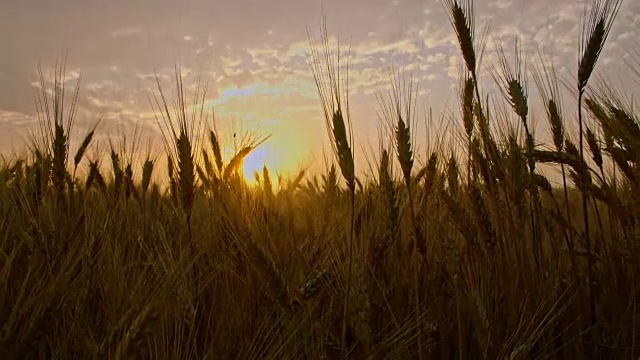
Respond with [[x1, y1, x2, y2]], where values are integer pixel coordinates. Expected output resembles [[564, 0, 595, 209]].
[[1, 0, 639, 183]]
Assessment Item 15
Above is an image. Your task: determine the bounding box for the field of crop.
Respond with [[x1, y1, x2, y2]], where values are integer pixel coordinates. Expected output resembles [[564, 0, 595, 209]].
[[1, 0, 639, 359]]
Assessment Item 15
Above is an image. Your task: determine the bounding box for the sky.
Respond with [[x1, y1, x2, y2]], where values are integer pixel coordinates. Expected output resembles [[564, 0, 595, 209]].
[[0, 0, 639, 182]]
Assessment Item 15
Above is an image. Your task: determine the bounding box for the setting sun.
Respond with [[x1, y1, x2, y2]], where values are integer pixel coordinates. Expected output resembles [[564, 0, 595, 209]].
[[241, 146, 276, 186]]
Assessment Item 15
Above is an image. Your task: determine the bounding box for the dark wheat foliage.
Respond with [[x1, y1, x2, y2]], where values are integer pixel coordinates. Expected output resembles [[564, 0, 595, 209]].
[[3, 2, 640, 359]]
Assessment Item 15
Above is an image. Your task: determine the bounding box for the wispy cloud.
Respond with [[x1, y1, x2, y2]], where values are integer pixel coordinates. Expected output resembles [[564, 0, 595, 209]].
[[1, 0, 638, 172], [111, 26, 143, 38]]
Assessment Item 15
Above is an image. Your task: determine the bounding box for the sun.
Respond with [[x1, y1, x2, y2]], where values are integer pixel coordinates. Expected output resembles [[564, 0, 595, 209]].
[[236, 136, 300, 187], [242, 146, 272, 185]]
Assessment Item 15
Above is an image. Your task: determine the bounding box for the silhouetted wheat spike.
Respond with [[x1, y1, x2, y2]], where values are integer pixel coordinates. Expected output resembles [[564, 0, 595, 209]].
[[469, 182, 495, 248], [307, 19, 357, 356], [447, 155, 460, 197], [532, 56, 575, 249], [224, 146, 253, 181], [176, 131, 195, 221], [167, 154, 177, 205], [24, 150, 49, 206], [51, 122, 68, 193], [34, 59, 80, 198], [201, 149, 213, 179], [307, 22, 355, 192], [331, 109, 356, 192], [124, 163, 134, 199], [578, 0, 622, 92], [111, 149, 123, 197], [548, 100, 564, 150], [444, 0, 490, 144], [494, 39, 528, 119], [533, 53, 580, 292], [141, 158, 154, 195], [73, 127, 95, 173], [378, 149, 399, 258], [444, 0, 476, 74], [196, 163, 211, 190], [577, 0, 622, 329], [151, 66, 208, 235], [209, 130, 224, 174], [85, 160, 105, 192], [586, 98, 618, 160], [607, 104, 640, 154], [388, 73, 416, 185], [378, 70, 424, 257], [493, 38, 544, 266], [323, 163, 339, 201], [263, 164, 274, 202], [396, 118, 413, 183], [422, 153, 440, 206], [494, 39, 534, 172], [586, 127, 604, 173], [69, 126, 95, 207], [585, 126, 608, 257]]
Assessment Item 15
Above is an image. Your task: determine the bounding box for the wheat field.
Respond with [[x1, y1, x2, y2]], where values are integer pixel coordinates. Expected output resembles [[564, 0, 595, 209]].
[[1, 0, 639, 359]]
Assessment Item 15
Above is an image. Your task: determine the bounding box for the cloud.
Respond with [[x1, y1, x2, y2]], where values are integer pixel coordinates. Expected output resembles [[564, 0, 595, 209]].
[[111, 26, 143, 38], [0, 110, 35, 127], [1, 0, 638, 174], [488, 0, 513, 11], [0, 110, 37, 152]]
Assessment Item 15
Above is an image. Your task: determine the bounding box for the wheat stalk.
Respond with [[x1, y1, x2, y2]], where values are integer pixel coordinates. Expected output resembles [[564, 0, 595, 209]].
[[493, 39, 528, 122], [34, 58, 80, 197], [209, 130, 224, 174], [586, 127, 604, 173], [307, 22, 355, 193], [85, 159, 106, 192], [531, 55, 581, 297], [447, 154, 460, 197], [378, 148, 399, 260], [307, 19, 357, 356], [578, 0, 622, 92], [141, 157, 154, 196], [444, 0, 491, 150], [492, 38, 544, 266], [150, 65, 209, 235], [73, 126, 96, 174], [577, 0, 622, 329], [110, 149, 123, 197], [461, 76, 475, 141], [377, 68, 425, 257], [443, 0, 476, 75], [263, 164, 274, 202]]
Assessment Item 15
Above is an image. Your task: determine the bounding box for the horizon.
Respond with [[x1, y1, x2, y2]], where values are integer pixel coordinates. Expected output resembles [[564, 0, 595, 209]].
[[1, 0, 639, 184]]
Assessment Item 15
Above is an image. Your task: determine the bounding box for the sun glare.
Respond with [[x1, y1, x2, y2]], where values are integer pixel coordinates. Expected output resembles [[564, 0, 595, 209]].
[[242, 146, 273, 186]]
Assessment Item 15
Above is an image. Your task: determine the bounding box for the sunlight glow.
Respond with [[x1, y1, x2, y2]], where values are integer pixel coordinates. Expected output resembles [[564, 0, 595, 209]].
[[242, 146, 273, 186]]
